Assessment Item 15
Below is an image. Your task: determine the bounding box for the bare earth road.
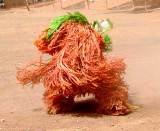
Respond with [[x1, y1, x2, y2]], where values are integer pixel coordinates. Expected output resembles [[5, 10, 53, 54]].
[[0, 2, 160, 131]]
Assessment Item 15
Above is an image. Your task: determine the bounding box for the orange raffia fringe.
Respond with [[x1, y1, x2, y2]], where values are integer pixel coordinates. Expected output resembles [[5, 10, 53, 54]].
[[17, 22, 126, 98]]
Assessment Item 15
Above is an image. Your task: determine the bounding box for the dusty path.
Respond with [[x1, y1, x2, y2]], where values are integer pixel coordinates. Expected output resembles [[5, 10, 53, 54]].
[[0, 2, 160, 131]]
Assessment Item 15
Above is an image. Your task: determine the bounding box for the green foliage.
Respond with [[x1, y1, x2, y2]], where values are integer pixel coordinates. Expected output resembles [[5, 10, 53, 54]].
[[46, 12, 89, 41], [91, 19, 113, 52], [107, 19, 113, 28], [92, 20, 102, 31], [104, 34, 112, 51]]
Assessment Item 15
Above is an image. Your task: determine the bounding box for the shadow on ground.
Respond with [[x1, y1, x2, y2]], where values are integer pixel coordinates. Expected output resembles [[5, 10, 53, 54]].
[[66, 98, 103, 118]]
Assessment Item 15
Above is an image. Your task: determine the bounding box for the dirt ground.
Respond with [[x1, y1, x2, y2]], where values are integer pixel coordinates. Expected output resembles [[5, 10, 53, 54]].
[[0, 1, 160, 131]]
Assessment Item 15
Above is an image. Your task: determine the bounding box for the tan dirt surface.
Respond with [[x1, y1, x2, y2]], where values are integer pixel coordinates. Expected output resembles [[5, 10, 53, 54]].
[[0, 1, 160, 131]]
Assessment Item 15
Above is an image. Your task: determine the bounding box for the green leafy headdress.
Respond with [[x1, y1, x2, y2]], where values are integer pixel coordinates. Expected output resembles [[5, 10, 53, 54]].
[[46, 12, 89, 41]]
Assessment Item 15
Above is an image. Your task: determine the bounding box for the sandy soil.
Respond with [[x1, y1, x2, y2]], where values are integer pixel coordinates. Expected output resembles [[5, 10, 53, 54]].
[[0, 1, 160, 131]]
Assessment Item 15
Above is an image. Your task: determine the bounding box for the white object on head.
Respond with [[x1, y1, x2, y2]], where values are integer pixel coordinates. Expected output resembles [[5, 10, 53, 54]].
[[101, 20, 110, 29]]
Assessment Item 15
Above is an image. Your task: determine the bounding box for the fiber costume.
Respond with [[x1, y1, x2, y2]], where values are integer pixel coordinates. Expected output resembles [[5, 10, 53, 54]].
[[17, 12, 131, 115]]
